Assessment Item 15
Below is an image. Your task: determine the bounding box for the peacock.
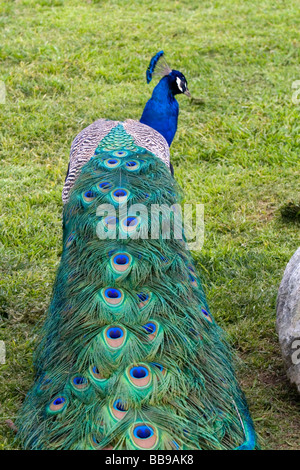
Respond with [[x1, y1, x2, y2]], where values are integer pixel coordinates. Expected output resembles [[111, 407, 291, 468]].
[[15, 52, 257, 450]]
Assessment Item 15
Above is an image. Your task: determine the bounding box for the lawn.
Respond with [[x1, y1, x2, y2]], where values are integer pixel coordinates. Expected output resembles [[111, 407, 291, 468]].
[[0, 0, 299, 450]]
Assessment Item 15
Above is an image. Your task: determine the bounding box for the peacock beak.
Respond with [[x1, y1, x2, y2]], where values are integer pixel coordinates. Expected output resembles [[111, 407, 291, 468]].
[[184, 88, 191, 98]]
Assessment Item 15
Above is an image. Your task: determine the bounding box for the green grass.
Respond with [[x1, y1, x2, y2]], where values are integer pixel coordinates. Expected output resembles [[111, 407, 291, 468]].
[[0, 0, 300, 450]]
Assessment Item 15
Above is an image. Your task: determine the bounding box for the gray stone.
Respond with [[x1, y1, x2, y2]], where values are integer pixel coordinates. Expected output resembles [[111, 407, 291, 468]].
[[276, 247, 300, 392]]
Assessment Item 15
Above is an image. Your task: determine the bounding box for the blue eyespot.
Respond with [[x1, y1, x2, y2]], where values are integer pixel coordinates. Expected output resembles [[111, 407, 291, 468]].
[[53, 397, 65, 406], [82, 190, 97, 203], [202, 308, 213, 323], [113, 150, 128, 157], [142, 322, 156, 334], [47, 395, 68, 414], [85, 191, 95, 198], [113, 189, 127, 198], [105, 288, 122, 299], [111, 253, 132, 274], [102, 287, 124, 307], [137, 292, 149, 302], [189, 272, 198, 287], [73, 376, 87, 386], [99, 181, 113, 192], [107, 327, 124, 339], [125, 160, 140, 171], [125, 216, 138, 227], [114, 254, 129, 265], [104, 158, 121, 168], [112, 188, 129, 204], [133, 425, 154, 439], [121, 215, 140, 233], [130, 366, 148, 379], [113, 399, 128, 412]]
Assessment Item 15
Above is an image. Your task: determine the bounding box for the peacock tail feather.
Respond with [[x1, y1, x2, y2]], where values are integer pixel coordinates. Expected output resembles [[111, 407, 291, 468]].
[[16, 124, 257, 450]]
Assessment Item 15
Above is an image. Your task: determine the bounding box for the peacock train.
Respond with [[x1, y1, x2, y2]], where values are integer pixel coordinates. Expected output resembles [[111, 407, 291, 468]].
[[16, 52, 257, 450]]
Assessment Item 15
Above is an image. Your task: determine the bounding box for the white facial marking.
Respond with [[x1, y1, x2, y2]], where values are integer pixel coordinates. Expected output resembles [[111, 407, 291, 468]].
[[176, 76, 184, 92]]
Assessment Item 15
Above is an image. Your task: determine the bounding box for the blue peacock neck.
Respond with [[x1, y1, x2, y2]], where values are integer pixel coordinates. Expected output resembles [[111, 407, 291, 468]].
[[151, 76, 175, 102], [140, 76, 179, 147]]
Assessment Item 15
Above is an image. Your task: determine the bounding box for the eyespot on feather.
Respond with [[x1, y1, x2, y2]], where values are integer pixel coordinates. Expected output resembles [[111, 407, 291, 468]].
[[111, 399, 129, 420], [127, 364, 151, 388], [137, 291, 151, 309], [82, 190, 97, 203], [189, 272, 198, 287], [111, 252, 132, 273], [121, 215, 140, 233], [142, 321, 158, 341], [98, 181, 113, 193], [88, 365, 107, 381], [47, 396, 67, 414], [101, 287, 124, 307], [71, 375, 90, 390], [104, 325, 126, 349], [112, 150, 129, 158], [201, 308, 213, 323], [104, 158, 121, 169], [66, 232, 75, 248], [130, 423, 158, 449], [111, 188, 129, 204], [125, 160, 140, 171]]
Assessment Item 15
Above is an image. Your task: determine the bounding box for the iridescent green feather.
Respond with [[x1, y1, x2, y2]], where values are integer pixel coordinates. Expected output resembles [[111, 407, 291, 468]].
[[16, 125, 257, 450]]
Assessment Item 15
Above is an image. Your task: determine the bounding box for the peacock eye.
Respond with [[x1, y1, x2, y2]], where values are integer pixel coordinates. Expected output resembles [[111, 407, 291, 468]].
[[176, 76, 183, 92]]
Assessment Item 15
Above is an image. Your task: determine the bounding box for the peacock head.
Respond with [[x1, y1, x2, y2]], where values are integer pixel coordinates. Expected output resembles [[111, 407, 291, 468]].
[[146, 51, 191, 97], [167, 70, 191, 97]]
